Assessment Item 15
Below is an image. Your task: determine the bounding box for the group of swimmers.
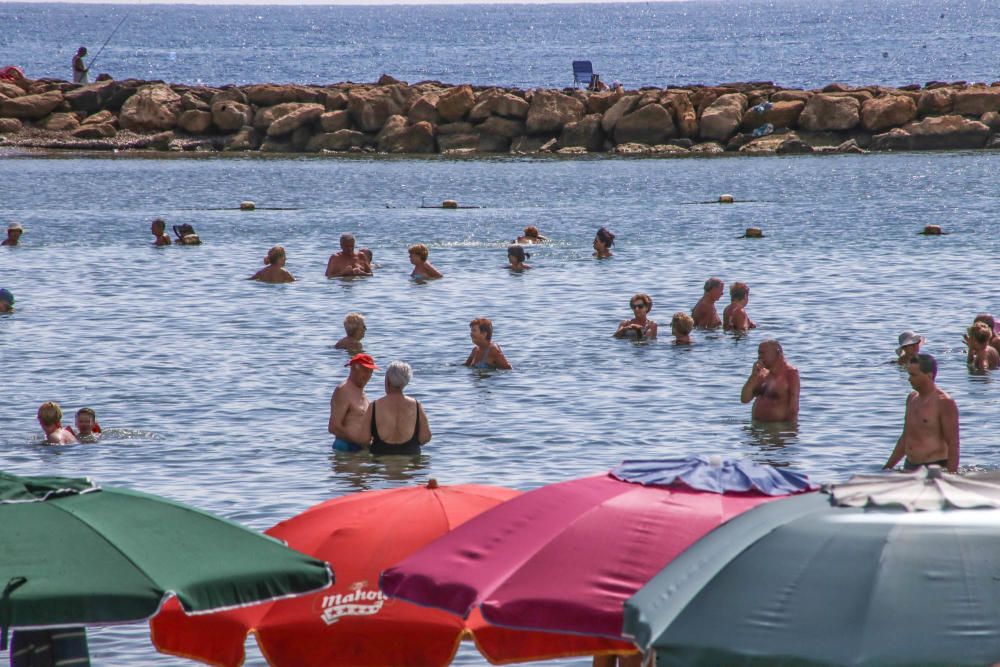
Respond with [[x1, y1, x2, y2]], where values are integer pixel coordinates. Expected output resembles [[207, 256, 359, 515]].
[[33, 403, 101, 445]]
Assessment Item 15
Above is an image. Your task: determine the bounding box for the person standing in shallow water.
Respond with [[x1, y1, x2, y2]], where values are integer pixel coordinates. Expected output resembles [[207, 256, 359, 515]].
[[884, 353, 959, 473], [361, 361, 432, 456], [614, 293, 657, 339], [722, 282, 756, 332], [740, 340, 799, 422], [150, 219, 171, 246], [72, 47, 89, 84], [593, 226, 615, 259], [335, 312, 366, 354], [692, 277, 724, 328], [328, 353, 378, 452], [250, 245, 295, 283], [464, 318, 512, 370]]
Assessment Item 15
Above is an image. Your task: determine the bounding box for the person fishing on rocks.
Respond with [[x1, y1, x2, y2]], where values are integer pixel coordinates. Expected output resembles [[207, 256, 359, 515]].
[[72, 46, 89, 84]]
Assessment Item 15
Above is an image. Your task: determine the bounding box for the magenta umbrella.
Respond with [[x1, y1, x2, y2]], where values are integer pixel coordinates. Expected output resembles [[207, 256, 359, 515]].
[[381, 456, 815, 643]]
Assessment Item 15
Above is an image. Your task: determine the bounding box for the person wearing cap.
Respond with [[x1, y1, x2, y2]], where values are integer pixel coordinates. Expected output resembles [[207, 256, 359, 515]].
[[895, 331, 924, 366], [328, 353, 378, 452], [72, 46, 89, 84], [2, 223, 23, 246], [691, 277, 724, 329], [325, 233, 372, 278], [0, 288, 14, 313], [884, 353, 959, 473], [740, 339, 799, 422]]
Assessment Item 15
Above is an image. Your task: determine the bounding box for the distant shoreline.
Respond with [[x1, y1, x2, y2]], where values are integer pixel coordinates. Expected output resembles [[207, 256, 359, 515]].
[[2, 75, 999, 157]]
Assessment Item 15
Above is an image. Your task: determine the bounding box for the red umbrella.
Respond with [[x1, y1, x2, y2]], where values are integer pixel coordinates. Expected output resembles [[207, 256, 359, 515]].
[[381, 458, 815, 646], [150, 480, 632, 666]]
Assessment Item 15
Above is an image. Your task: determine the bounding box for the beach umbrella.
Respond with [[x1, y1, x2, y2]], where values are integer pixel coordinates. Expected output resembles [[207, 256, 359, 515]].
[[380, 456, 814, 658], [151, 479, 622, 667], [0, 471, 332, 649], [623, 467, 1000, 667]]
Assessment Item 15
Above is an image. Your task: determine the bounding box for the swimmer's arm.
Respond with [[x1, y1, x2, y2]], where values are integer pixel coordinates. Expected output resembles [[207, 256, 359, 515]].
[[463, 348, 476, 367], [491, 345, 513, 370], [942, 397, 960, 473], [417, 403, 432, 445], [358, 403, 374, 448], [964, 334, 974, 364], [328, 389, 347, 437], [282, 270, 296, 282], [424, 263, 443, 279], [324, 256, 338, 278], [787, 369, 800, 417], [884, 392, 914, 470], [645, 321, 658, 338], [613, 320, 633, 338], [248, 268, 264, 281], [740, 362, 765, 404]]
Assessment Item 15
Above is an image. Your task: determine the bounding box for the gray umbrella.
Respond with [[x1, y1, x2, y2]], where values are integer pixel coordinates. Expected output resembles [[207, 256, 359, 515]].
[[623, 467, 1000, 667]]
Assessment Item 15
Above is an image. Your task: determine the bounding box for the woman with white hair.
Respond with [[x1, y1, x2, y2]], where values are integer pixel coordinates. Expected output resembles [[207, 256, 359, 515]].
[[362, 361, 431, 456]]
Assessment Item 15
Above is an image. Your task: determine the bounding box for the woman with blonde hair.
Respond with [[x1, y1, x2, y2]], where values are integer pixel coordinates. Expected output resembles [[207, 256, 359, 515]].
[[249, 245, 295, 283], [335, 313, 366, 354], [408, 243, 443, 280]]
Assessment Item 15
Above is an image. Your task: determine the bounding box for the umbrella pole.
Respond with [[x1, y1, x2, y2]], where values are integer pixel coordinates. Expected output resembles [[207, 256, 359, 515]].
[[1, 577, 27, 650]]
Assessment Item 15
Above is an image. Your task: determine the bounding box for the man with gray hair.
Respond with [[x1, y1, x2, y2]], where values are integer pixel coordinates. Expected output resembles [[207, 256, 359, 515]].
[[884, 353, 959, 472], [362, 361, 431, 456], [325, 233, 372, 278]]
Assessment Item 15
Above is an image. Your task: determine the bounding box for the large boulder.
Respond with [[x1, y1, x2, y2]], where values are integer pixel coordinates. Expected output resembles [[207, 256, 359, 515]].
[[906, 114, 990, 149], [699, 93, 746, 140], [437, 133, 479, 151], [664, 92, 699, 138], [346, 88, 411, 132], [614, 103, 675, 145], [321, 90, 349, 111], [38, 112, 80, 132], [477, 115, 525, 138], [306, 129, 371, 152], [917, 88, 953, 115], [0, 118, 23, 133], [376, 116, 435, 153], [119, 85, 182, 131], [0, 90, 63, 120], [253, 102, 307, 132], [181, 92, 210, 112], [601, 95, 639, 134], [952, 87, 1000, 116], [740, 100, 805, 130], [798, 93, 860, 131], [210, 87, 248, 106], [266, 103, 324, 136], [178, 109, 213, 134], [438, 121, 475, 136], [63, 80, 120, 114], [71, 123, 116, 139], [319, 110, 352, 133], [477, 132, 510, 153], [771, 90, 812, 103], [0, 82, 23, 99], [243, 84, 319, 106], [436, 85, 475, 122], [81, 110, 115, 126], [585, 91, 623, 115], [223, 126, 260, 151], [525, 89, 584, 134], [860, 95, 917, 132], [980, 111, 1000, 132], [559, 113, 604, 151], [407, 93, 440, 124], [211, 100, 252, 132]]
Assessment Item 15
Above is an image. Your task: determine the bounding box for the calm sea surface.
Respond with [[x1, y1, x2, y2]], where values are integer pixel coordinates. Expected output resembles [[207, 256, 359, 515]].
[[1, 149, 999, 664], [2, 0, 1000, 89]]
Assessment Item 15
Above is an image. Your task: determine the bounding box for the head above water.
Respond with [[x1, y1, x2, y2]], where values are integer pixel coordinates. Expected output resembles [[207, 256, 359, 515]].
[[630, 292, 652, 313], [704, 277, 724, 294], [0, 288, 13, 309], [385, 361, 412, 390], [37, 401, 63, 427], [151, 218, 166, 234], [974, 313, 997, 333], [507, 244, 528, 263], [470, 317, 493, 341], [595, 226, 615, 247], [343, 312, 365, 337], [523, 226, 540, 239], [730, 282, 749, 301], [909, 353, 937, 379], [265, 245, 285, 265], [970, 322, 993, 346], [340, 233, 355, 252], [408, 243, 429, 261], [671, 311, 694, 335]]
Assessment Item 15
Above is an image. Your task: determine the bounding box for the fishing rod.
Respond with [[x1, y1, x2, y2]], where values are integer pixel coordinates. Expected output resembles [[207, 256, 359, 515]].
[[87, 13, 129, 71]]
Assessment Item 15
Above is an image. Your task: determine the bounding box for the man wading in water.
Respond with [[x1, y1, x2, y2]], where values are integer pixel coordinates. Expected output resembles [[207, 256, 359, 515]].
[[740, 340, 799, 423], [883, 353, 959, 472]]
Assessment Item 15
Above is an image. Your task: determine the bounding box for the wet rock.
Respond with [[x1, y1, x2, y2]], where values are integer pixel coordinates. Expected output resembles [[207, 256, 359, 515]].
[[860, 95, 917, 132], [260, 137, 294, 153], [559, 113, 605, 151], [980, 111, 1000, 131], [689, 141, 726, 154], [178, 110, 212, 134], [871, 127, 912, 151], [951, 87, 1000, 116], [224, 125, 259, 151], [556, 146, 588, 155], [740, 100, 805, 130], [905, 114, 990, 149], [436, 85, 476, 122], [307, 129, 371, 152], [0, 118, 23, 133], [0, 90, 63, 120], [799, 93, 860, 131], [614, 103, 675, 145], [438, 121, 475, 135], [613, 142, 653, 155], [510, 136, 549, 153], [918, 88, 953, 115], [437, 133, 479, 151], [477, 133, 510, 152], [700, 93, 747, 140], [71, 122, 117, 139], [319, 110, 352, 133], [987, 134, 1000, 149], [211, 100, 252, 132], [266, 103, 324, 136], [478, 115, 525, 138], [775, 136, 814, 154], [377, 118, 435, 153], [119, 84, 182, 131], [39, 112, 80, 132], [739, 134, 786, 154], [832, 138, 867, 154], [525, 89, 584, 134], [650, 144, 689, 155]]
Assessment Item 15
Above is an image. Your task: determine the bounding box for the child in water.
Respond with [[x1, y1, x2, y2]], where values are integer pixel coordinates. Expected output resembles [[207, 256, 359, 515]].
[[671, 312, 694, 345], [73, 407, 102, 443], [150, 218, 171, 246], [0, 288, 14, 313], [335, 312, 366, 354], [37, 402, 78, 445]]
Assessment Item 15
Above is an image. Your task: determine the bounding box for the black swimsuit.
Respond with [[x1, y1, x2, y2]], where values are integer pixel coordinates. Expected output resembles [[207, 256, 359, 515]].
[[370, 401, 423, 456]]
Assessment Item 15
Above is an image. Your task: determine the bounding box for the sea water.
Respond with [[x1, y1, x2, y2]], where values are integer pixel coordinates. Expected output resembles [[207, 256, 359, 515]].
[[2, 0, 1000, 89], [1, 150, 999, 664]]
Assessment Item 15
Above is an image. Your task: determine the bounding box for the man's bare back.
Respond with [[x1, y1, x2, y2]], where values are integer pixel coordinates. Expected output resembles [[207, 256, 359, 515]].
[[329, 380, 370, 445], [884, 354, 959, 472], [692, 278, 724, 328]]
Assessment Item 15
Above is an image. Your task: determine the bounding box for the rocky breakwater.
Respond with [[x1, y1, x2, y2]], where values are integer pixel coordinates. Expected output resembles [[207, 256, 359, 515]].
[[3, 74, 1000, 156]]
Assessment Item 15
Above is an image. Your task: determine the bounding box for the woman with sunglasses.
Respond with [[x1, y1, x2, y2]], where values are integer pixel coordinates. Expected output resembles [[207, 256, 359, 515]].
[[614, 293, 657, 339]]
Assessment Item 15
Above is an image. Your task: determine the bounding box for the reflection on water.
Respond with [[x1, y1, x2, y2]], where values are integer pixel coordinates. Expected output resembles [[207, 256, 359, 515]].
[[742, 420, 799, 458], [329, 452, 430, 492]]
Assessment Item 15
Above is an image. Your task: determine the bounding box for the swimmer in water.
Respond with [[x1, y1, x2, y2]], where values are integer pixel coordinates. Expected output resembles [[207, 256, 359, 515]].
[[966, 322, 1000, 370], [150, 218, 171, 246], [614, 293, 657, 339], [0, 288, 13, 313], [335, 312, 366, 354], [37, 401, 78, 445], [515, 226, 549, 244], [671, 311, 694, 345], [328, 353, 378, 452], [722, 282, 757, 332], [73, 407, 101, 443], [3, 222, 24, 246], [883, 353, 959, 473], [408, 243, 443, 280], [593, 226, 615, 259], [250, 245, 295, 283], [506, 244, 532, 272], [895, 330, 924, 366], [692, 277, 724, 329], [740, 340, 799, 423], [325, 233, 372, 278], [964, 313, 1000, 362], [464, 318, 513, 370]]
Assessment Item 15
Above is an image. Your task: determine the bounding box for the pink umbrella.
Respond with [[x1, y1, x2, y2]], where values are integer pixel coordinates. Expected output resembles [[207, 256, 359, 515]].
[[381, 457, 815, 645]]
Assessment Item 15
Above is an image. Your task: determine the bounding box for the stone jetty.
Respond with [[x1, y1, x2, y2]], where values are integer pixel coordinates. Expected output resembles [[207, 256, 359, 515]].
[[2, 73, 1000, 156]]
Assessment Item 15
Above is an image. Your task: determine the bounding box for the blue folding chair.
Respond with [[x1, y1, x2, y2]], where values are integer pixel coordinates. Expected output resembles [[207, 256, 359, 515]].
[[572, 61, 594, 87]]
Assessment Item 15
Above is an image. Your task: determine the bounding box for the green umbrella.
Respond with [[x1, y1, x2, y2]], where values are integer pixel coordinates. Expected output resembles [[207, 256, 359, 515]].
[[0, 471, 333, 649]]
